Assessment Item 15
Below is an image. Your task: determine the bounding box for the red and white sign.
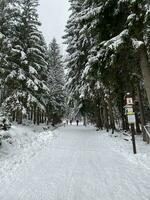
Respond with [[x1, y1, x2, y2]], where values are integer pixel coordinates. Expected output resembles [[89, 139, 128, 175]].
[[126, 97, 133, 105]]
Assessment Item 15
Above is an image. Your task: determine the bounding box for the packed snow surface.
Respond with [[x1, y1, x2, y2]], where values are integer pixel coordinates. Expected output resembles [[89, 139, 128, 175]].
[[0, 125, 150, 200]]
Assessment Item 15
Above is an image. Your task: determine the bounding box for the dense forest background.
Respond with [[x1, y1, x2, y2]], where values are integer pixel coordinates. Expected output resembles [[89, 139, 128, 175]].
[[0, 0, 150, 142], [64, 0, 150, 141]]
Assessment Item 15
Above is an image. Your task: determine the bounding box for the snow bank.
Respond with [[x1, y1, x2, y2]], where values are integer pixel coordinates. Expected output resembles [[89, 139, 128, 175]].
[[98, 130, 150, 170], [0, 125, 55, 182]]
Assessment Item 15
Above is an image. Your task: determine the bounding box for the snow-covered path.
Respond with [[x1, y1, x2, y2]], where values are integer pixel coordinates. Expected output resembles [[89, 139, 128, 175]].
[[0, 125, 150, 200]]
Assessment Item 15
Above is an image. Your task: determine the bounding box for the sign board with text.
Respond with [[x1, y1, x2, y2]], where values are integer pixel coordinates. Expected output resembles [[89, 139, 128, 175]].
[[127, 107, 133, 113], [128, 114, 136, 124]]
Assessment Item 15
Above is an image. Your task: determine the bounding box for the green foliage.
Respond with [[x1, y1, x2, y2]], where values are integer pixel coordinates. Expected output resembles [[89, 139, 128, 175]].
[[47, 38, 65, 124], [64, 0, 150, 128]]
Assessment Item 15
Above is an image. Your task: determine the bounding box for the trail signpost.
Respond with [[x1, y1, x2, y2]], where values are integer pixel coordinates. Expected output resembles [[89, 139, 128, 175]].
[[125, 95, 137, 154], [126, 97, 133, 105]]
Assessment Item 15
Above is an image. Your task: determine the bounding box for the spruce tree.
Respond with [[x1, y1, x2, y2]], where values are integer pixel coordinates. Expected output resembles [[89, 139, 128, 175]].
[[47, 38, 65, 124], [0, 0, 21, 111], [1, 0, 49, 124], [63, 0, 87, 115], [64, 0, 150, 129]]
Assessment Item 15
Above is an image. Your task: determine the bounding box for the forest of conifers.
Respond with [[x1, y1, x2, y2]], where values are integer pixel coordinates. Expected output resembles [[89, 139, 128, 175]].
[[0, 0, 65, 125], [64, 0, 150, 140], [0, 0, 150, 142]]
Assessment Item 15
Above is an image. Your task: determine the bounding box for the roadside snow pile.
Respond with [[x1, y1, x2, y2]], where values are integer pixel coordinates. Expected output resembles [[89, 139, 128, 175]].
[[0, 125, 55, 182], [99, 130, 150, 170]]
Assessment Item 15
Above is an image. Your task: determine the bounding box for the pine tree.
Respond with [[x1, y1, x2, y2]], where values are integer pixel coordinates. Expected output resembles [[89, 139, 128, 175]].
[[0, 0, 21, 110], [47, 38, 65, 125], [63, 0, 88, 116], [1, 0, 49, 124], [64, 0, 150, 130]]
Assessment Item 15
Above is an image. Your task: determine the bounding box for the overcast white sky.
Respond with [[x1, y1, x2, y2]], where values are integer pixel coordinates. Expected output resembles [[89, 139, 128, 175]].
[[38, 0, 70, 53]]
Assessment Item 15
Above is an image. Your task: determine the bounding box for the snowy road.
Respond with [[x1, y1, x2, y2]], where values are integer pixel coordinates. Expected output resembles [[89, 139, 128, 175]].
[[0, 125, 150, 200]]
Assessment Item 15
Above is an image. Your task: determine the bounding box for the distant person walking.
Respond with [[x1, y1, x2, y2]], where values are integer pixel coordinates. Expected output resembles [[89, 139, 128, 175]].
[[76, 119, 79, 126]]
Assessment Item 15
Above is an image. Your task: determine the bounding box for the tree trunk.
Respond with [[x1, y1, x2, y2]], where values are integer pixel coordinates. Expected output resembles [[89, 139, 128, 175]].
[[132, 90, 141, 134], [39, 111, 42, 123], [20, 111, 22, 124], [95, 105, 103, 129], [41, 112, 44, 123], [31, 108, 33, 121], [100, 106, 104, 129], [83, 114, 87, 126], [108, 97, 115, 133], [121, 108, 126, 130], [139, 47, 150, 107], [37, 107, 40, 125], [104, 102, 109, 132], [135, 112, 141, 134], [137, 83, 146, 141], [16, 108, 19, 123], [12, 111, 16, 122], [33, 105, 37, 124]]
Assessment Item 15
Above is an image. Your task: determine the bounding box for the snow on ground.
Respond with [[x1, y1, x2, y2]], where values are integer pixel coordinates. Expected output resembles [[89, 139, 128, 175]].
[[0, 124, 55, 184], [0, 125, 150, 200], [103, 130, 150, 170]]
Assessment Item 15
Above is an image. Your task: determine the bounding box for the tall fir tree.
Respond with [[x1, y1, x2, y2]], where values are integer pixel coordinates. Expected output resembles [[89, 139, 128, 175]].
[[0, 0, 21, 109], [47, 38, 65, 124], [0, 0, 49, 124], [64, 0, 150, 130]]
